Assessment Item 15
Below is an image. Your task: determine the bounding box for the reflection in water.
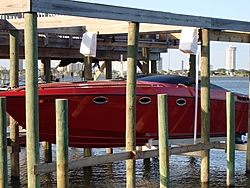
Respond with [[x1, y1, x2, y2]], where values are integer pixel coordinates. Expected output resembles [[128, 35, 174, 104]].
[[7, 141, 250, 187]]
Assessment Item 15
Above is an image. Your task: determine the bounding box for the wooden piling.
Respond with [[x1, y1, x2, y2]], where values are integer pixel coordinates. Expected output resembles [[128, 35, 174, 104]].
[[9, 29, 20, 180], [9, 30, 19, 87], [142, 47, 149, 74], [189, 54, 196, 79], [151, 60, 157, 74], [24, 12, 40, 187], [83, 56, 92, 159], [226, 92, 235, 186], [246, 71, 250, 173], [105, 59, 112, 79], [105, 63, 113, 156], [200, 28, 210, 183], [84, 56, 92, 80], [0, 97, 8, 188], [157, 94, 170, 188], [106, 148, 113, 154], [126, 21, 139, 188], [41, 57, 51, 83], [41, 58, 52, 163], [56, 99, 69, 188]]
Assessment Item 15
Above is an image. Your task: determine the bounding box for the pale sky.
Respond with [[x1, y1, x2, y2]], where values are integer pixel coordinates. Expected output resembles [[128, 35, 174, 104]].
[[81, 0, 250, 70], [1, 0, 250, 70]]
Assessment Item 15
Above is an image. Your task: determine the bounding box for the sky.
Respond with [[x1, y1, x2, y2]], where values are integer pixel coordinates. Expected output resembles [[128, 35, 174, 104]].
[[1, 0, 250, 70], [81, 0, 250, 71]]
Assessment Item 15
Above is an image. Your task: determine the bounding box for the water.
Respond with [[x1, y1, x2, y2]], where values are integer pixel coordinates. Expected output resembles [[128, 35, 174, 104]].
[[8, 76, 250, 187]]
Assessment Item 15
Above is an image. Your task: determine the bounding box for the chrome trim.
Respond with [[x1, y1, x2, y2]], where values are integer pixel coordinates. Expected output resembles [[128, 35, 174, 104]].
[[176, 98, 186, 106], [92, 96, 108, 104], [139, 97, 151, 104]]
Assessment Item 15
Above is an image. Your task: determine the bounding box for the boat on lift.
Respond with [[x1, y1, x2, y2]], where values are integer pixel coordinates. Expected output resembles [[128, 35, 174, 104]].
[[0, 74, 248, 148]]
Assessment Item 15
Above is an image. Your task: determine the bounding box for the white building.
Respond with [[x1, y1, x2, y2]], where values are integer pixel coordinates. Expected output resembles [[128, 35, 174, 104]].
[[157, 58, 163, 71], [226, 45, 236, 70], [19, 59, 24, 70], [67, 62, 83, 72]]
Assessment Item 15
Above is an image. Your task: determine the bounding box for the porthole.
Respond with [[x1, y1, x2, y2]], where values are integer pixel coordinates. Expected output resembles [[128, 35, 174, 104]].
[[139, 97, 151, 104], [92, 96, 108, 104], [176, 98, 186, 106]]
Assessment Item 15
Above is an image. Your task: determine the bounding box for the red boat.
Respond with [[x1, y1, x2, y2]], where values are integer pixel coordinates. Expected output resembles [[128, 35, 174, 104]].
[[0, 75, 248, 148]]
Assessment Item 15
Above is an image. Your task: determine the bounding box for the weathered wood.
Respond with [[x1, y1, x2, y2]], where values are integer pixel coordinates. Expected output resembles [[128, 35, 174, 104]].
[[247, 54, 250, 173], [105, 60, 112, 79], [0, 0, 30, 14], [84, 148, 92, 157], [94, 62, 106, 80], [34, 142, 221, 175], [0, 45, 161, 61], [126, 21, 139, 188], [142, 47, 149, 74], [56, 99, 69, 188], [137, 61, 143, 71], [41, 57, 51, 83], [9, 29, 20, 180], [188, 54, 196, 79], [0, 35, 170, 51], [0, 97, 8, 188], [84, 56, 92, 80], [2, 1, 250, 32], [24, 12, 40, 187], [226, 92, 235, 186], [210, 30, 250, 43], [106, 148, 113, 154], [42, 142, 52, 163], [157, 94, 170, 188], [9, 30, 19, 87], [98, 39, 171, 49], [151, 60, 157, 74], [200, 28, 210, 184]]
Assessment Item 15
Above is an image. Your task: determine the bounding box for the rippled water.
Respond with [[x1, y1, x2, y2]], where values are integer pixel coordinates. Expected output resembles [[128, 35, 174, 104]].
[[7, 76, 250, 187]]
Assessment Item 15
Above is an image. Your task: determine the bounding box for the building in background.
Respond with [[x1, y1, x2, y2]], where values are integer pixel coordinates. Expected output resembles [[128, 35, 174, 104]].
[[67, 62, 83, 72], [19, 59, 24, 70], [157, 58, 163, 71], [226, 45, 236, 75]]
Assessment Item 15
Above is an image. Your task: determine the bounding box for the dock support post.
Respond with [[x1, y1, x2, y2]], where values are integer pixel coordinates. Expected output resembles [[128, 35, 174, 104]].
[[41, 58, 52, 163], [24, 12, 40, 187], [142, 47, 149, 74], [83, 56, 92, 161], [0, 97, 8, 188], [84, 56, 92, 80], [9, 30, 20, 181], [105, 59, 112, 79], [151, 60, 157, 74], [226, 92, 235, 186], [106, 148, 113, 154], [56, 99, 69, 188], [246, 68, 250, 173], [189, 54, 196, 79], [200, 28, 210, 184], [41, 57, 51, 83], [106, 79, 113, 155], [158, 94, 170, 188], [126, 21, 139, 188]]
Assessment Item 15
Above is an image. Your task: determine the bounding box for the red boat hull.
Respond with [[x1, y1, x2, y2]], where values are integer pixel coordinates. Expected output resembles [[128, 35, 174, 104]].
[[1, 75, 248, 148]]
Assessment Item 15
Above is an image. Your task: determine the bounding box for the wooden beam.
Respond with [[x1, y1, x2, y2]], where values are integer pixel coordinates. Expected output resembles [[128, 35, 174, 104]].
[[1, 0, 30, 14], [210, 30, 250, 43], [1, 1, 250, 33], [0, 35, 171, 50], [34, 141, 221, 175], [3, 14, 250, 35], [0, 46, 161, 60], [28, 1, 250, 32]]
